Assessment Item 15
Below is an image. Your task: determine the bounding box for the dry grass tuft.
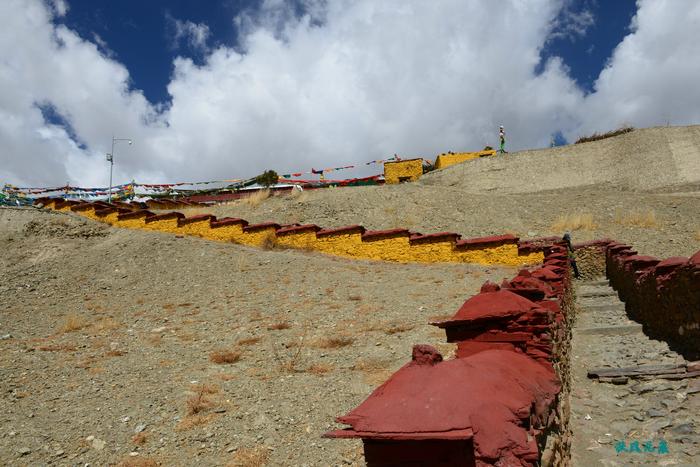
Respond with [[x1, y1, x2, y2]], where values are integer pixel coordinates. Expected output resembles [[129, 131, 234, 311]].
[[695, 229, 700, 241], [259, 232, 278, 250], [91, 317, 121, 333], [307, 363, 334, 375], [575, 126, 633, 144], [185, 384, 220, 416], [384, 323, 415, 335], [348, 295, 362, 301], [615, 208, 660, 228], [132, 432, 148, 445], [311, 336, 355, 349], [228, 446, 270, 467], [236, 337, 262, 346], [210, 349, 242, 364], [271, 323, 309, 373], [267, 321, 291, 331], [105, 350, 127, 357], [175, 413, 217, 431], [60, 313, 89, 333], [243, 189, 270, 207], [38, 343, 77, 352], [214, 373, 236, 381], [551, 212, 597, 231]]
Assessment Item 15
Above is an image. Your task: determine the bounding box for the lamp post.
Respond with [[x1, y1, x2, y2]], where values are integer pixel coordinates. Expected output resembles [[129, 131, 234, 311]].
[[107, 136, 132, 203]]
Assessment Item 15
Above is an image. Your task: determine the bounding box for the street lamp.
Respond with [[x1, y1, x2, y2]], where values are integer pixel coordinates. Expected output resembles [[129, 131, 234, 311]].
[[107, 136, 132, 203]]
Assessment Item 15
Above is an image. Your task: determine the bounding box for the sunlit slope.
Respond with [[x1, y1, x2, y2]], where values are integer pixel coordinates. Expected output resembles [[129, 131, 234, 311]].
[[421, 125, 700, 193]]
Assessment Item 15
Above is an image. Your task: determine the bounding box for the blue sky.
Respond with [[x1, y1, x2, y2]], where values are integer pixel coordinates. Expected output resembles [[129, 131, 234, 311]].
[[2, 0, 699, 186]]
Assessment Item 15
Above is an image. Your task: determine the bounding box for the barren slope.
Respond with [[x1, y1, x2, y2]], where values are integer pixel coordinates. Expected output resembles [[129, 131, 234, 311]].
[[422, 125, 700, 193]]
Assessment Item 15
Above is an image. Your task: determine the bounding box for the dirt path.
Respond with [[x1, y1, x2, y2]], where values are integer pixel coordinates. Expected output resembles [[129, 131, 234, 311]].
[[0, 208, 515, 466], [569, 279, 699, 466]]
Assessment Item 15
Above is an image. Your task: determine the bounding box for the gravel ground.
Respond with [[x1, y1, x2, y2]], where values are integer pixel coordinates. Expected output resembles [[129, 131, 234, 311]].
[[0, 208, 514, 466]]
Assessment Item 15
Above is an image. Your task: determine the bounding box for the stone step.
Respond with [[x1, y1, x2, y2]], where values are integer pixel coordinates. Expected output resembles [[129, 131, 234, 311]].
[[579, 280, 610, 287], [578, 290, 618, 298], [580, 304, 626, 313], [576, 323, 643, 336]]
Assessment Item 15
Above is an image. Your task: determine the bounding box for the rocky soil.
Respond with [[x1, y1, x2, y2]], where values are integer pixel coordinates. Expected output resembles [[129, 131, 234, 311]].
[[0, 208, 514, 466]]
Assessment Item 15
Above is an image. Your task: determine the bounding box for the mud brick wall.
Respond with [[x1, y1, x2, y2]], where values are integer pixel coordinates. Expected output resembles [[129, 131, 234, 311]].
[[383, 159, 423, 184], [434, 149, 496, 169], [36, 198, 547, 267], [326, 246, 575, 466], [606, 242, 700, 359]]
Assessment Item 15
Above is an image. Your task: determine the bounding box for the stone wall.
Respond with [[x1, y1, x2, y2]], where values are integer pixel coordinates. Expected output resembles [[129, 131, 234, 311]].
[[606, 241, 700, 359], [325, 245, 575, 466], [36, 198, 547, 266]]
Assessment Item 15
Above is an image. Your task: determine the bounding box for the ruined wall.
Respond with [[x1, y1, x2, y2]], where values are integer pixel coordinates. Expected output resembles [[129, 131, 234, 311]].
[[434, 149, 496, 169], [326, 246, 574, 466], [606, 242, 700, 359], [36, 198, 546, 266], [383, 159, 423, 184]]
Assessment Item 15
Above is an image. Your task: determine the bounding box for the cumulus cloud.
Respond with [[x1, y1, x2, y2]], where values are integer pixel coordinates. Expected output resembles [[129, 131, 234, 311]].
[[568, 0, 700, 139], [0, 0, 699, 187]]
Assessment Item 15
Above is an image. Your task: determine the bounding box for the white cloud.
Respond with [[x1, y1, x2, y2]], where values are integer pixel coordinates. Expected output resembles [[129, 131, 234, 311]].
[[0, 0, 699, 188], [48, 0, 68, 17], [568, 0, 700, 139], [169, 15, 211, 52], [548, 0, 595, 42]]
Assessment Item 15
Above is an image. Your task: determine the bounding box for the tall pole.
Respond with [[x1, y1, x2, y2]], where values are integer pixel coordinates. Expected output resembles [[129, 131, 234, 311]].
[[108, 136, 115, 203], [107, 137, 132, 203]]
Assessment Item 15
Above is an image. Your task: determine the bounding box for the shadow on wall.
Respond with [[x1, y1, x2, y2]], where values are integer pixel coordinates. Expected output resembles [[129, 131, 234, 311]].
[[606, 242, 700, 361]]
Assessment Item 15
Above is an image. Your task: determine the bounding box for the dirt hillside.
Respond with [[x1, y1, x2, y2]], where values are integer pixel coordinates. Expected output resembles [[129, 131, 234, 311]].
[[423, 125, 700, 193], [0, 208, 513, 466]]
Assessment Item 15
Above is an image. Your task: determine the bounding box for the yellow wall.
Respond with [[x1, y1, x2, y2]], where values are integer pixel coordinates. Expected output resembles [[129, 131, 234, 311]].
[[46, 201, 544, 266], [383, 159, 423, 184], [434, 150, 496, 169]]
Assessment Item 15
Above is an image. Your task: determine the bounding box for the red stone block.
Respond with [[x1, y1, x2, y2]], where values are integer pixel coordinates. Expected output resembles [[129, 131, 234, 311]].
[[362, 228, 411, 241], [316, 225, 365, 237], [275, 224, 321, 236], [455, 234, 518, 248], [211, 217, 247, 228], [145, 212, 185, 223], [178, 214, 216, 225], [243, 222, 281, 232], [409, 232, 461, 244]]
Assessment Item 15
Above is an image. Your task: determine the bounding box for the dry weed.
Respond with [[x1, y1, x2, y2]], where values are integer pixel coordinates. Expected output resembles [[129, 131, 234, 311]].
[[551, 212, 597, 231], [267, 321, 291, 330], [243, 189, 270, 207], [271, 323, 309, 372], [348, 295, 362, 301], [384, 323, 415, 335], [175, 413, 217, 431], [132, 432, 148, 445], [105, 350, 127, 357], [91, 317, 121, 333], [60, 313, 89, 333], [214, 373, 236, 381], [307, 363, 334, 375], [186, 385, 219, 416], [236, 337, 262, 346], [311, 336, 354, 349], [260, 232, 278, 250], [210, 349, 242, 364], [615, 209, 660, 228], [288, 189, 308, 202], [38, 343, 77, 352], [695, 229, 700, 241], [228, 446, 270, 467]]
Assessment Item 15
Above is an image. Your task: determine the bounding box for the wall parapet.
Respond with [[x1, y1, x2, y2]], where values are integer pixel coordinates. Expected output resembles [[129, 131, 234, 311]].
[[36, 198, 549, 266]]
